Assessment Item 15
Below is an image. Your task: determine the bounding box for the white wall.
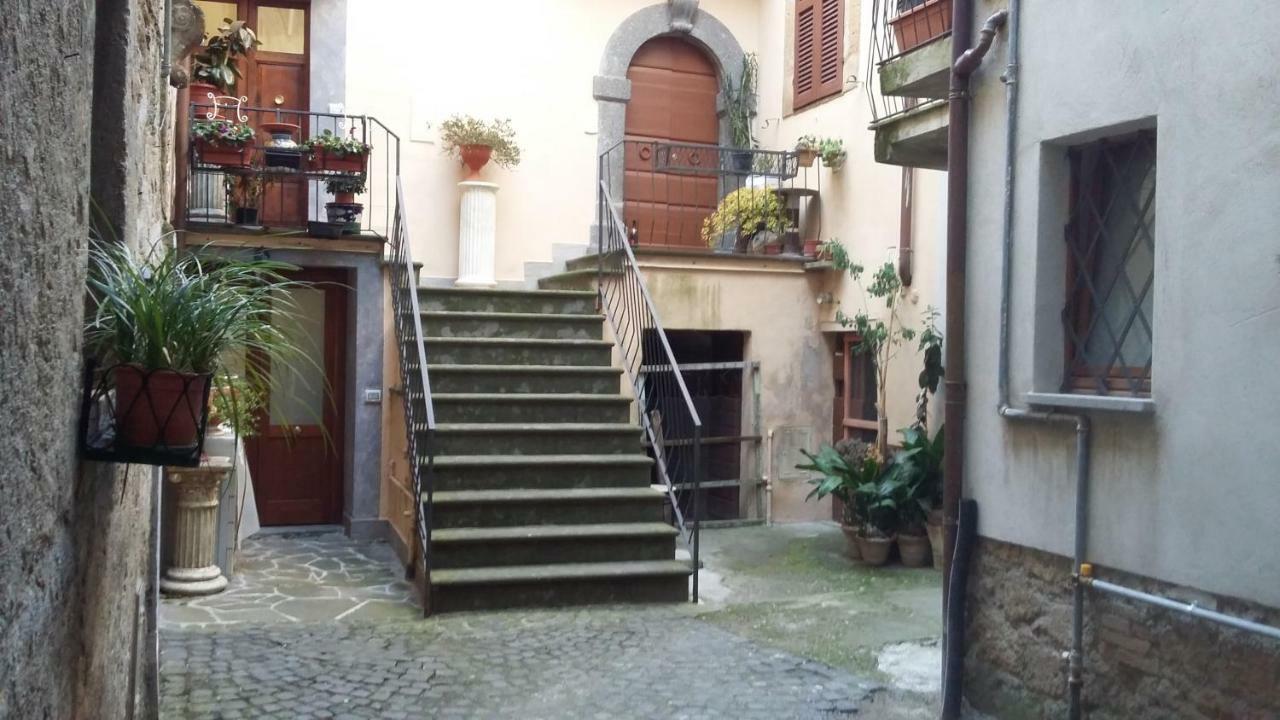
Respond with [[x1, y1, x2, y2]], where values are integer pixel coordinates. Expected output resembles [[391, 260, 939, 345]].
[[965, 0, 1280, 607]]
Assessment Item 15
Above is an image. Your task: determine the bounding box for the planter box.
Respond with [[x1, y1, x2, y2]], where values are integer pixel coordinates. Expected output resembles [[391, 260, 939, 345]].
[[195, 139, 253, 168], [890, 0, 952, 54], [310, 148, 367, 174], [80, 361, 212, 467]]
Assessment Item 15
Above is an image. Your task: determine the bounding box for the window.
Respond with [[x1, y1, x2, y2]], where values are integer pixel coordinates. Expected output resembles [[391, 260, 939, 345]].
[[1064, 130, 1156, 396], [841, 334, 877, 440], [794, 0, 844, 109]]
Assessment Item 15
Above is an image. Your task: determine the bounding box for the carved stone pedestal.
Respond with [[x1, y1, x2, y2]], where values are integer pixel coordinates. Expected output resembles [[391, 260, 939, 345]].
[[455, 180, 499, 287], [161, 457, 232, 596]]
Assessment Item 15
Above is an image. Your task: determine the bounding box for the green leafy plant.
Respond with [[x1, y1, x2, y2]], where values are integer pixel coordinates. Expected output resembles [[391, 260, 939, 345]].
[[723, 53, 758, 150], [819, 138, 847, 169], [191, 18, 260, 92], [325, 175, 366, 196], [798, 438, 883, 527], [438, 116, 522, 168], [914, 307, 943, 429], [191, 119, 254, 147], [795, 135, 820, 152], [853, 470, 901, 538], [209, 375, 266, 438], [701, 187, 786, 250], [305, 129, 372, 157], [225, 174, 262, 211], [883, 425, 944, 531]]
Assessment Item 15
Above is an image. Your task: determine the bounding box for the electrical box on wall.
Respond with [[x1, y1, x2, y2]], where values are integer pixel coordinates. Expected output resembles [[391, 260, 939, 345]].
[[363, 389, 383, 404]]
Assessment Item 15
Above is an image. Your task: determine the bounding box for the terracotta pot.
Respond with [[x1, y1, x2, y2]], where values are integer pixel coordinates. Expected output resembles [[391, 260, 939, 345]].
[[312, 148, 367, 174], [856, 534, 895, 566], [839, 524, 862, 561], [188, 82, 218, 110], [890, 0, 953, 53], [803, 239, 821, 258], [114, 365, 210, 450], [259, 122, 300, 147], [926, 519, 945, 569], [796, 148, 818, 168], [334, 191, 356, 204], [764, 242, 782, 255], [460, 144, 493, 179], [898, 533, 931, 568], [195, 139, 252, 168]]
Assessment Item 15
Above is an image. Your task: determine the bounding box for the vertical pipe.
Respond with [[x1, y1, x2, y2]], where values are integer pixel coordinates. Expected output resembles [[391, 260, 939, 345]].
[[1068, 416, 1091, 720], [898, 168, 914, 286], [692, 422, 701, 603]]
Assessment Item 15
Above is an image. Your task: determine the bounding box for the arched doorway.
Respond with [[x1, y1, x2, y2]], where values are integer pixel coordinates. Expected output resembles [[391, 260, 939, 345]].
[[623, 36, 720, 248]]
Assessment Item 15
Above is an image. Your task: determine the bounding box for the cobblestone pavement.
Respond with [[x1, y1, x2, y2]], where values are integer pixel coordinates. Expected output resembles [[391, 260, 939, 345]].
[[161, 530, 882, 719]]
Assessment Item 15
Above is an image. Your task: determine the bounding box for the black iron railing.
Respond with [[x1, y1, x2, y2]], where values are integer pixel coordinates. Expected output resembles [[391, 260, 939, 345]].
[[183, 99, 399, 238], [599, 140, 822, 255], [388, 176, 438, 615], [596, 175, 705, 601], [865, 0, 953, 122]]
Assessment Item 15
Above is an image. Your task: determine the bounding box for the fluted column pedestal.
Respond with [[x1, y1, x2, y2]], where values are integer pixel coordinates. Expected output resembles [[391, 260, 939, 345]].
[[161, 457, 231, 596], [455, 180, 499, 288]]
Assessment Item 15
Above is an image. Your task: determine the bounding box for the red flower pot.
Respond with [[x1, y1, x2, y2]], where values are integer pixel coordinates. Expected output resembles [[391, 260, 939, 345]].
[[460, 144, 493, 179], [334, 191, 356, 204], [113, 365, 210, 450], [803, 239, 820, 258], [188, 82, 219, 111], [195, 139, 253, 168], [764, 242, 782, 255], [312, 148, 367, 174], [890, 0, 953, 54]]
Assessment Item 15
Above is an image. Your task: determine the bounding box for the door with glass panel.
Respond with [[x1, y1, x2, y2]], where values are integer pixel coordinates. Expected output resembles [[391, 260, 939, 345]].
[[246, 269, 345, 526]]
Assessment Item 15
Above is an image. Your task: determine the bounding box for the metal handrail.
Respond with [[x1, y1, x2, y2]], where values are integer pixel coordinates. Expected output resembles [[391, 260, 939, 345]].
[[388, 175, 437, 615], [596, 175, 705, 601]]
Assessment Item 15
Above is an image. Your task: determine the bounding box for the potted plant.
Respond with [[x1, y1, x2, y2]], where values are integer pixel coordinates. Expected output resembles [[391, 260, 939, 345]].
[[191, 119, 255, 167], [886, 425, 945, 567], [723, 54, 758, 173], [701, 187, 786, 253], [820, 138, 847, 171], [890, 0, 952, 54], [439, 115, 522, 179], [798, 438, 880, 560], [795, 135, 820, 168], [260, 122, 304, 170], [226, 173, 262, 226], [84, 242, 308, 456], [325, 175, 366, 233], [189, 18, 259, 104], [851, 466, 898, 565], [305, 129, 372, 174]]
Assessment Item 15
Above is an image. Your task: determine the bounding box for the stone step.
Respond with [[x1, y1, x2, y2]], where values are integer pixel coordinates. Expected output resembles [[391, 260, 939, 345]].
[[419, 287, 597, 315], [426, 337, 613, 366], [433, 393, 632, 424], [536, 268, 598, 292], [431, 487, 666, 528], [422, 310, 604, 340], [431, 454, 654, 491], [431, 423, 642, 456], [431, 522, 678, 569], [426, 364, 622, 395], [564, 254, 604, 273], [429, 559, 691, 612]]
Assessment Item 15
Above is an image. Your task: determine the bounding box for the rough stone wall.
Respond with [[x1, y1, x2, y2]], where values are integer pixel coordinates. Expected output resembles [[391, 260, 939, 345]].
[[0, 0, 174, 718], [964, 537, 1280, 720]]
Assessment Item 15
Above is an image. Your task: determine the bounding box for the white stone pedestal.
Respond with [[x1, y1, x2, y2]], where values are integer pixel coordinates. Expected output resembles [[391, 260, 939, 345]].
[[455, 180, 499, 287], [161, 457, 231, 596]]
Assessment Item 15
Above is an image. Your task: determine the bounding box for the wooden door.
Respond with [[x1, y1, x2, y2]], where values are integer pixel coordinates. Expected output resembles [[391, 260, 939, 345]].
[[248, 0, 309, 227], [623, 37, 720, 248], [247, 269, 346, 526]]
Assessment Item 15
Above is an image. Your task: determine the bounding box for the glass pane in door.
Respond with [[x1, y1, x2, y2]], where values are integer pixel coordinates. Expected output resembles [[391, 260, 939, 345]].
[[193, 1, 238, 35], [256, 6, 306, 54], [268, 287, 325, 426]]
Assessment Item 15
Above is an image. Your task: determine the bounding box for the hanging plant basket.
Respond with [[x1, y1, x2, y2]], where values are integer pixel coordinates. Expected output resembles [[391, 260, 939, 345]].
[[80, 361, 213, 467]]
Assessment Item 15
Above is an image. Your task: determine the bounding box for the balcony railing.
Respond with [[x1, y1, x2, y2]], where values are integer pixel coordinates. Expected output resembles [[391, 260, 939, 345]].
[[179, 98, 399, 240], [865, 0, 953, 122], [599, 140, 822, 256]]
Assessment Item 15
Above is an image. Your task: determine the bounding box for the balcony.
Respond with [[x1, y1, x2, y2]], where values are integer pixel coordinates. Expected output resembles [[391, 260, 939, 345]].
[[865, 0, 953, 170], [178, 98, 399, 251]]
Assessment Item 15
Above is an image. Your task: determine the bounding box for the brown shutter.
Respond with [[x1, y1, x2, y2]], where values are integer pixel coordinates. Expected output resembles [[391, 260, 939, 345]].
[[794, 0, 844, 109]]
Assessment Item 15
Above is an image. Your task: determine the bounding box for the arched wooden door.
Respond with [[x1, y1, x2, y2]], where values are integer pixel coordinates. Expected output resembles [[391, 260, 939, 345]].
[[624, 37, 720, 249]]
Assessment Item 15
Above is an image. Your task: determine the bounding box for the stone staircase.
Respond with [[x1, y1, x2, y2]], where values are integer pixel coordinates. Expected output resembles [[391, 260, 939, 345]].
[[419, 286, 691, 612]]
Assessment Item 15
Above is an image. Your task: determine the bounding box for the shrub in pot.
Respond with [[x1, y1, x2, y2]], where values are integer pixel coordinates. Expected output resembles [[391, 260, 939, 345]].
[[820, 138, 847, 171], [886, 424, 945, 567], [226, 173, 262, 226], [85, 242, 310, 454], [305, 129, 372, 174], [190, 18, 259, 104], [799, 438, 883, 561], [795, 135, 820, 168], [324, 175, 366, 233], [701, 187, 786, 253], [851, 469, 898, 565], [191, 119, 255, 168], [439, 115, 522, 179], [722, 53, 758, 174]]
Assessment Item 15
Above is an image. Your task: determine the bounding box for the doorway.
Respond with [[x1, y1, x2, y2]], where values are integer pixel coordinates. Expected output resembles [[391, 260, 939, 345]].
[[623, 36, 720, 248], [246, 268, 347, 526]]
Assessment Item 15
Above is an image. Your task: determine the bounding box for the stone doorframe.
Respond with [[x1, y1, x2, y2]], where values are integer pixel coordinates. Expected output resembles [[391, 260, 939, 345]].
[[592, 1, 754, 237]]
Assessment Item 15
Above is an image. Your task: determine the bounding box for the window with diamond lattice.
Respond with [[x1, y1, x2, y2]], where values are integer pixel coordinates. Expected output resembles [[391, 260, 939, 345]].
[[1064, 130, 1156, 396]]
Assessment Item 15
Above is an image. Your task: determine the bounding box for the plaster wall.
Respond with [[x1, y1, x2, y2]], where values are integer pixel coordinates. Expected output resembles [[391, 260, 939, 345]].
[[964, 0, 1280, 607]]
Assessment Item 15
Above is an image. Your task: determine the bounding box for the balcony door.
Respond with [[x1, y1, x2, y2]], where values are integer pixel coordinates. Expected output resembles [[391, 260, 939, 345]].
[[623, 36, 720, 248]]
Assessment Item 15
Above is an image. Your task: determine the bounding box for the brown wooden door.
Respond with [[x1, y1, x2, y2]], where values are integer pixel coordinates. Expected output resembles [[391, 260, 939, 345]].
[[624, 37, 720, 248], [248, 0, 309, 227], [247, 269, 345, 526]]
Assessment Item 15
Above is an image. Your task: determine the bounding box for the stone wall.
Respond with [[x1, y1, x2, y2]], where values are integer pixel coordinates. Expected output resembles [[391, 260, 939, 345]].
[[964, 537, 1280, 719], [0, 0, 175, 718]]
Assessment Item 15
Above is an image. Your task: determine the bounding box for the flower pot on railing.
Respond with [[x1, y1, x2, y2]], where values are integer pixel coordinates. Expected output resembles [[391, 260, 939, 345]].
[[82, 362, 213, 467], [729, 150, 754, 174], [188, 82, 218, 109], [195, 138, 254, 168], [260, 122, 304, 171], [796, 148, 819, 168], [311, 147, 367, 174], [890, 0, 952, 54], [325, 202, 364, 234]]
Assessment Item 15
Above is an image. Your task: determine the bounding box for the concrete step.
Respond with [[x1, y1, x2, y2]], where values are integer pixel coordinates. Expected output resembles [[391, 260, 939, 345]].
[[429, 559, 691, 612], [537, 268, 598, 292], [433, 393, 632, 424], [431, 487, 666, 528], [431, 423, 642, 456], [431, 454, 654, 491], [422, 310, 604, 340], [426, 337, 613, 366], [420, 287, 597, 315], [426, 364, 622, 395], [564, 254, 604, 273], [431, 522, 678, 569]]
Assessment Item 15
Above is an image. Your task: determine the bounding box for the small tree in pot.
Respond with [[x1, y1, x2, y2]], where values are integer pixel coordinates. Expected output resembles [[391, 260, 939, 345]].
[[723, 53, 759, 173], [190, 18, 259, 101], [701, 187, 786, 253], [325, 175, 366, 233], [439, 115, 522, 179]]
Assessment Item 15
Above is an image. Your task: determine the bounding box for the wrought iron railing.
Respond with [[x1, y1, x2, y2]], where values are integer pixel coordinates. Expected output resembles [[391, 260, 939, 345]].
[[388, 176, 437, 615], [181, 98, 400, 239], [599, 140, 822, 255], [596, 174, 705, 601], [865, 0, 954, 122]]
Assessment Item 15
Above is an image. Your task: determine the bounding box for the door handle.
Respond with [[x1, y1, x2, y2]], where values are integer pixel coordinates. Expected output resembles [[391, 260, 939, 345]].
[[274, 95, 285, 106], [293, 425, 301, 434]]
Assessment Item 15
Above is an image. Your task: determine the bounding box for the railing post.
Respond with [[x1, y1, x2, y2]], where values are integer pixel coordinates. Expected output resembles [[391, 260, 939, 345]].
[[692, 423, 702, 603]]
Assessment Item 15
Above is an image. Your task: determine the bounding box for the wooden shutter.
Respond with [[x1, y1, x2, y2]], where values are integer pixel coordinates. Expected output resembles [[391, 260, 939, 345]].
[[794, 0, 844, 109]]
